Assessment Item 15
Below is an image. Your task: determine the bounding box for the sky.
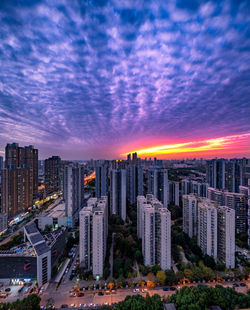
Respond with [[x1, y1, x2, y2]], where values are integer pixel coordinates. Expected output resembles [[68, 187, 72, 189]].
[[0, 0, 250, 160]]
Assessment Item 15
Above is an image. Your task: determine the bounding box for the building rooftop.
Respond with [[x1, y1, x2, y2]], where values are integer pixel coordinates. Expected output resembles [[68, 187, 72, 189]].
[[25, 223, 38, 234]]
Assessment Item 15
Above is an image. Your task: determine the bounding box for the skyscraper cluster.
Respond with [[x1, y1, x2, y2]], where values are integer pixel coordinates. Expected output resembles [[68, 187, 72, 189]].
[[206, 158, 249, 192]]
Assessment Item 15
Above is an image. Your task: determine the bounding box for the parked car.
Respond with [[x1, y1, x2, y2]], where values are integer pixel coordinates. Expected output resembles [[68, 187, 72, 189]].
[[163, 287, 169, 291], [170, 287, 176, 291], [240, 283, 246, 287], [5, 288, 11, 292], [233, 283, 239, 287]]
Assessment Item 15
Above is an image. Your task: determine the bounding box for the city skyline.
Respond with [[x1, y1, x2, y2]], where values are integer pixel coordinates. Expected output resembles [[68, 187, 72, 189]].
[[0, 0, 250, 159]]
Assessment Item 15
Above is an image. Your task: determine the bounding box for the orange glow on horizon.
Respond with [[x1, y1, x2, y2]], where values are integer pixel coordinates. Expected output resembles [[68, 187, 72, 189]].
[[122, 132, 250, 159]]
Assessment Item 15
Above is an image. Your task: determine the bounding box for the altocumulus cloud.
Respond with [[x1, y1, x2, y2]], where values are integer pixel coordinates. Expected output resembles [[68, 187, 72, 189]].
[[0, 0, 250, 158]]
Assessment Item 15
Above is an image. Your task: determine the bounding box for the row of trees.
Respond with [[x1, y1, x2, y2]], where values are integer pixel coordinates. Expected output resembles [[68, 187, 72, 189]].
[[167, 285, 250, 310], [0, 294, 41, 310], [100, 286, 250, 310]]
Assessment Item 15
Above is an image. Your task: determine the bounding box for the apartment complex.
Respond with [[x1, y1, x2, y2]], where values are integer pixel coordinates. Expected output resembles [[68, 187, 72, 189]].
[[137, 195, 171, 270], [206, 159, 248, 192], [95, 164, 109, 198], [181, 179, 208, 198], [208, 187, 248, 234], [79, 197, 108, 278]]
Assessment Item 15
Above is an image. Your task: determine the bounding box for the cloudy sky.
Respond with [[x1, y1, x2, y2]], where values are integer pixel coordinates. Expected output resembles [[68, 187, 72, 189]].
[[0, 0, 250, 159]]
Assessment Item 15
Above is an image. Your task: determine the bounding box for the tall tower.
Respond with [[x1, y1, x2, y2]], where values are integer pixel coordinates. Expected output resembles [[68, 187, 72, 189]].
[[110, 169, 126, 221], [63, 164, 84, 227]]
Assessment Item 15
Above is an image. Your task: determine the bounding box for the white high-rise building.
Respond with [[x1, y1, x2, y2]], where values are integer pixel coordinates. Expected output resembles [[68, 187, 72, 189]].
[[138, 195, 171, 270], [197, 200, 217, 260], [79, 196, 108, 278], [217, 206, 235, 269], [137, 195, 147, 239], [182, 194, 198, 238], [110, 169, 126, 221], [63, 164, 84, 227]]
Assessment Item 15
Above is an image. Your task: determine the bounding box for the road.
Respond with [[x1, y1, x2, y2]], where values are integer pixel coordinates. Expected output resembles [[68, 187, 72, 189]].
[[40, 279, 250, 308], [0, 197, 62, 246]]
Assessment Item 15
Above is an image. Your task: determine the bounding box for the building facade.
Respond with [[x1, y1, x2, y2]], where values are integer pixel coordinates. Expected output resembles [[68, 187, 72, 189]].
[[182, 194, 198, 238], [110, 169, 126, 221], [197, 200, 217, 260], [45, 156, 61, 195], [138, 195, 171, 270], [217, 206, 235, 269], [63, 164, 84, 227], [79, 197, 108, 278]]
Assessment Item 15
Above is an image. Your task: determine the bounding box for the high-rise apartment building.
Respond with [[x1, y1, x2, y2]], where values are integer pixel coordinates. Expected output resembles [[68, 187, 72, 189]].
[[182, 195, 197, 238], [63, 164, 84, 227], [182, 194, 198, 238], [2, 143, 38, 218], [137, 195, 171, 270], [110, 169, 126, 221], [197, 200, 217, 260], [79, 197, 108, 278], [217, 206, 235, 269], [147, 169, 168, 207], [95, 164, 108, 198], [45, 156, 61, 195], [127, 165, 143, 204], [168, 181, 180, 206]]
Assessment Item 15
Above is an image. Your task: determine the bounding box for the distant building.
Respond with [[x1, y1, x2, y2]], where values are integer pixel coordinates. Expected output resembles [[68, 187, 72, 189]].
[[45, 156, 61, 195], [79, 197, 108, 278], [182, 194, 198, 238], [148, 169, 169, 207], [110, 169, 126, 221], [206, 159, 245, 192], [63, 164, 84, 227], [168, 181, 180, 206], [137, 195, 171, 270], [181, 179, 208, 198], [127, 165, 143, 204], [197, 200, 217, 261], [95, 164, 108, 198]]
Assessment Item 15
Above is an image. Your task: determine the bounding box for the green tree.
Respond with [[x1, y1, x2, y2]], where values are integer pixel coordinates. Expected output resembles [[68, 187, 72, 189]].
[[165, 269, 177, 285], [156, 270, 166, 285]]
